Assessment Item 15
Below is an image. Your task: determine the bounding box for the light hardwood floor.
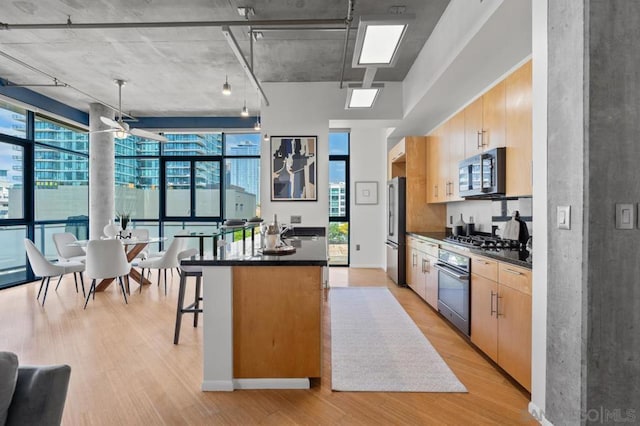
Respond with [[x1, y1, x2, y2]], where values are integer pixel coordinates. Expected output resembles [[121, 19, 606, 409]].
[[0, 268, 535, 425]]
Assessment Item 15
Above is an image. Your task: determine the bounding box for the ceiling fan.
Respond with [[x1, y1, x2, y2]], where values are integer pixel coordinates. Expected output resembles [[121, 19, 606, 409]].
[[97, 79, 168, 142]]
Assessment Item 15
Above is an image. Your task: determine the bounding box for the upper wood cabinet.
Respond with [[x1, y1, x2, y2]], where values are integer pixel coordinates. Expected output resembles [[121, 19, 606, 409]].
[[447, 111, 466, 201], [426, 113, 465, 203], [428, 60, 533, 204], [482, 81, 506, 151], [426, 127, 443, 203], [505, 60, 533, 196], [387, 138, 406, 179], [398, 137, 446, 232], [464, 81, 506, 155]]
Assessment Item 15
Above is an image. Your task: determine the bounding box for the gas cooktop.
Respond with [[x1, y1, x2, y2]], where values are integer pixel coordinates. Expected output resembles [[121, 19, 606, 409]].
[[444, 234, 522, 251]]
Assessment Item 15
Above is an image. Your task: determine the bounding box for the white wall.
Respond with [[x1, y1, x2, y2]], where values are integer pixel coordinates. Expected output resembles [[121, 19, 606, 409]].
[[530, 0, 548, 419], [348, 126, 386, 268], [260, 82, 399, 268]]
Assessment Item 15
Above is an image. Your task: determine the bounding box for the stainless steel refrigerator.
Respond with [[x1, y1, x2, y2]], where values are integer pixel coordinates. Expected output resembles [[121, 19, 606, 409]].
[[385, 177, 406, 285]]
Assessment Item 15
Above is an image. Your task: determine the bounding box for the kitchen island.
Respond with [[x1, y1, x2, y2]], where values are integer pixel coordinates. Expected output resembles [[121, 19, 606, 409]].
[[181, 235, 328, 391]]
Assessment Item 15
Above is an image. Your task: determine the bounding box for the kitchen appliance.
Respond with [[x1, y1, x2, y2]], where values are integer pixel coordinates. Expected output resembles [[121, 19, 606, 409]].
[[458, 147, 506, 198], [385, 177, 406, 285], [435, 248, 471, 336]]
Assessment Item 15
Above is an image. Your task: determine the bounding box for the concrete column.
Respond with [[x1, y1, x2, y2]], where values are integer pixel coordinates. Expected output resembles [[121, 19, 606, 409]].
[[89, 103, 115, 240], [547, 1, 640, 423]]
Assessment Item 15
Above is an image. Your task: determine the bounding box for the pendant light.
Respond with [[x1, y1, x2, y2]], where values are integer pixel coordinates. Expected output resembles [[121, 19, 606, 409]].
[[240, 74, 249, 116], [253, 89, 261, 129], [222, 75, 231, 96]]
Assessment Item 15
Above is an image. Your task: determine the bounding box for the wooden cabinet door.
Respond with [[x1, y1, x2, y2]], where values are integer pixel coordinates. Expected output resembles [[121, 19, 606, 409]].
[[407, 246, 419, 292], [471, 274, 498, 362], [426, 130, 442, 203], [482, 80, 506, 150], [464, 97, 483, 155], [438, 121, 450, 202], [497, 284, 532, 391], [447, 111, 466, 201], [423, 253, 438, 308], [505, 60, 533, 196], [388, 138, 406, 179]]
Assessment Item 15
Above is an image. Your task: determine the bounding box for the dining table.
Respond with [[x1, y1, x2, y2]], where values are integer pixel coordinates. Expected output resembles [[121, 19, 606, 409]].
[[68, 236, 166, 292]]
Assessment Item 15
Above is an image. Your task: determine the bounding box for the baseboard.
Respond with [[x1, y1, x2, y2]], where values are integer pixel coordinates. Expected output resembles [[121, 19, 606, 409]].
[[233, 378, 310, 390], [347, 265, 384, 269], [529, 401, 553, 425], [201, 380, 234, 391]]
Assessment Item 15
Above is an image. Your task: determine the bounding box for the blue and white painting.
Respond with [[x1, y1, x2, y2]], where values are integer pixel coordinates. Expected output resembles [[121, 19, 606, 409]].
[[271, 136, 316, 201]]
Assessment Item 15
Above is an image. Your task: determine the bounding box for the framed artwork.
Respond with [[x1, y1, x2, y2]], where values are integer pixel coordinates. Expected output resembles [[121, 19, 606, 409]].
[[271, 136, 317, 201], [355, 181, 378, 205]]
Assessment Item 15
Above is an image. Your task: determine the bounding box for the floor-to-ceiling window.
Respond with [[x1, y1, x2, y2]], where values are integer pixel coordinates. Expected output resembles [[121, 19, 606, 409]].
[[0, 101, 31, 287], [329, 131, 349, 266], [0, 95, 261, 289], [33, 116, 89, 263]]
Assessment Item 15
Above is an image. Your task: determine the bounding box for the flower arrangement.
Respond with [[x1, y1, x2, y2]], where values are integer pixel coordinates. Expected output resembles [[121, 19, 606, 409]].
[[117, 211, 131, 231]]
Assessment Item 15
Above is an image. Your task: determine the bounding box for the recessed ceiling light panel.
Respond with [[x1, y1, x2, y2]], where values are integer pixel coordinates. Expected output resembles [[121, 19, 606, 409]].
[[352, 14, 414, 68], [345, 84, 383, 109]]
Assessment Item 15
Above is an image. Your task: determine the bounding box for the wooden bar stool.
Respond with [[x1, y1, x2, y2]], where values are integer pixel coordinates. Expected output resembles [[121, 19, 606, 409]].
[[174, 249, 202, 344]]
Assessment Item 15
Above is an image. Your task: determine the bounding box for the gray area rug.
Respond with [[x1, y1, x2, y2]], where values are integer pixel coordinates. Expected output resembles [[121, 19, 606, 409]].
[[330, 287, 467, 392]]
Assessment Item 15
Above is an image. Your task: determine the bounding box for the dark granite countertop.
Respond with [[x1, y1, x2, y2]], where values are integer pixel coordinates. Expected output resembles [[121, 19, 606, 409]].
[[407, 231, 532, 269], [180, 235, 328, 267]]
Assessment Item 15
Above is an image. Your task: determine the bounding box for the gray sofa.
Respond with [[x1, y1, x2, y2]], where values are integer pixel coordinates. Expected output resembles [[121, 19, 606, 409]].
[[0, 352, 71, 426]]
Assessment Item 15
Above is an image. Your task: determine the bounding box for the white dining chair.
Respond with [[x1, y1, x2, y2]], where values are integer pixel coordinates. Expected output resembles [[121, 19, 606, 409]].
[[52, 232, 87, 292], [24, 239, 85, 306], [84, 239, 131, 309], [135, 237, 182, 295], [52, 232, 86, 263]]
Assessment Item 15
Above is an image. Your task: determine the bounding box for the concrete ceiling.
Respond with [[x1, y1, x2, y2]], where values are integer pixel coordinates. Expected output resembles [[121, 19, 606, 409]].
[[0, 0, 449, 118]]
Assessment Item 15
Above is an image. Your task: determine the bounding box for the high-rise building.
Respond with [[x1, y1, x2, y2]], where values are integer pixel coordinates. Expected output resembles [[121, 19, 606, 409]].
[[329, 182, 346, 216]]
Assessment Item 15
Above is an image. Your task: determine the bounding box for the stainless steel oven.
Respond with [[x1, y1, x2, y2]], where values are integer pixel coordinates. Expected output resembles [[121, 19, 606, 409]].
[[434, 248, 471, 336]]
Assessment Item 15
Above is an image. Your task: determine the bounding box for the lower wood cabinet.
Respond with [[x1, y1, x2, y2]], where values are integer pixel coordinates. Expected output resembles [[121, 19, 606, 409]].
[[406, 236, 438, 308], [471, 255, 531, 391]]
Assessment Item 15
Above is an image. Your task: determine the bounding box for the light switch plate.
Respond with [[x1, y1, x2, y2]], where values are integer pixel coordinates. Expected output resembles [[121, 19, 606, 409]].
[[616, 203, 634, 229], [557, 205, 571, 230]]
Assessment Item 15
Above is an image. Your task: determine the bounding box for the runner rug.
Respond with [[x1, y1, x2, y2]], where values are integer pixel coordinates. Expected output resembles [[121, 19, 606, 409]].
[[330, 287, 467, 392]]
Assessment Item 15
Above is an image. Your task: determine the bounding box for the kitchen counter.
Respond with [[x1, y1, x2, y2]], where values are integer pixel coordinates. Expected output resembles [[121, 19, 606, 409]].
[[407, 232, 532, 269], [181, 235, 328, 267], [187, 235, 326, 392]]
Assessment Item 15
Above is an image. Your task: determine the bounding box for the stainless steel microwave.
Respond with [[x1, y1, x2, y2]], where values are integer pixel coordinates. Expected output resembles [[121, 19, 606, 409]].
[[458, 147, 506, 198]]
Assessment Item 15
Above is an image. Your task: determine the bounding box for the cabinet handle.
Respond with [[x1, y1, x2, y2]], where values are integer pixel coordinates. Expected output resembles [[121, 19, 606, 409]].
[[412, 253, 417, 267], [427, 243, 437, 249], [496, 294, 504, 317], [424, 258, 430, 273], [421, 258, 426, 273], [490, 290, 497, 316], [434, 184, 438, 197], [503, 268, 523, 276], [477, 131, 483, 148]]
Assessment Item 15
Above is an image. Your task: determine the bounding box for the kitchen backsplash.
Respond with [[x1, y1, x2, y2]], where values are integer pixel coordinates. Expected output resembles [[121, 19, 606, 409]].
[[446, 197, 533, 237]]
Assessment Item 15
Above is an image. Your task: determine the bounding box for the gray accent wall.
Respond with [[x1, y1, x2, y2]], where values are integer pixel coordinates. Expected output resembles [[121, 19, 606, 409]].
[[547, 1, 640, 423]]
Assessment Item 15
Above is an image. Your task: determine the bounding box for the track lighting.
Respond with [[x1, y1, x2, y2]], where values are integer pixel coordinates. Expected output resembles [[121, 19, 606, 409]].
[[254, 119, 261, 130], [222, 75, 231, 96], [263, 133, 269, 142], [241, 102, 249, 117]]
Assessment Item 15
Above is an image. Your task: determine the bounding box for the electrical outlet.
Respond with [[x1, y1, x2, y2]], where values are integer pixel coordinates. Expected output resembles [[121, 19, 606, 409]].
[[290, 215, 302, 224], [356, 244, 360, 251]]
